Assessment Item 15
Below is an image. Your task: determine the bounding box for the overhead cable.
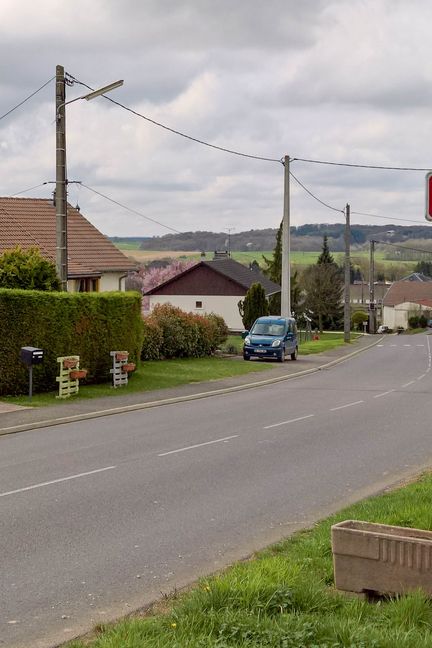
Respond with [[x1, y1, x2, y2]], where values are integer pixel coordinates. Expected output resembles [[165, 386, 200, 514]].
[[11, 182, 49, 196], [289, 170, 344, 214], [0, 77, 55, 122], [292, 157, 431, 172], [351, 210, 424, 225], [80, 183, 183, 234]]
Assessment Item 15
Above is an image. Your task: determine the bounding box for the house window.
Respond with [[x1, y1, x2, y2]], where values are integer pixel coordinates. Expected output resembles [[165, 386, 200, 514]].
[[195, 300, 203, 309], [76, 278, 100, 292]]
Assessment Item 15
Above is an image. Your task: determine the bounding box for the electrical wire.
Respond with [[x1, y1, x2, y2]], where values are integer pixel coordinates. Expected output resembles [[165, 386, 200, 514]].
[[292, 157, 431, 172], [351, 210, 425, 225], [79, 183, 183, 234], [66, 73, 282, 164], [289, 170, 344, 214], [11, 182, 50, 196], [372, 240, 432, 255], [0, 77, 55, 122]]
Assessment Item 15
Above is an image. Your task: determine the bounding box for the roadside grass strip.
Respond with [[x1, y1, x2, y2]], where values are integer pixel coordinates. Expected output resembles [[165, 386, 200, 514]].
[[67, 473, 432, 648]]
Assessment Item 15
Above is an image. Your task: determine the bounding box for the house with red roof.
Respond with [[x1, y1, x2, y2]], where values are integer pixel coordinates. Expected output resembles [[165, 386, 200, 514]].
[[0, 197, 136, 291], [382, 273, 432, 328]]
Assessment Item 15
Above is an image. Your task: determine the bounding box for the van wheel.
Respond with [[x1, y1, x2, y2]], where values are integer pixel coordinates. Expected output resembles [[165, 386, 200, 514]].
[[291, 346, 298, 361]]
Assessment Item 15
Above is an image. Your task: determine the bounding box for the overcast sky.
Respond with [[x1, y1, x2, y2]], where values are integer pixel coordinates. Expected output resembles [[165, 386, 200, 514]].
[[1, 0, 432, 238]]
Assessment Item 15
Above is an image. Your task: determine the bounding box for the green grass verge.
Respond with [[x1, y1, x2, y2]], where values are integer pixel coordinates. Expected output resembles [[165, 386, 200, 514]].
[[67, 473, 432, 648], [1, 357, 271, 407]]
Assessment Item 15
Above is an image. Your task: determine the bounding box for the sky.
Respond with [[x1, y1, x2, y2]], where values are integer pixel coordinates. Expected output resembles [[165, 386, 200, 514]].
[[1, 0, 432, 238]]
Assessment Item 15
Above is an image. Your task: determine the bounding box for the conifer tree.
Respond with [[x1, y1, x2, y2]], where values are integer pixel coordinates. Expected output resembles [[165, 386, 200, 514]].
[[238, 283, 269, 330]]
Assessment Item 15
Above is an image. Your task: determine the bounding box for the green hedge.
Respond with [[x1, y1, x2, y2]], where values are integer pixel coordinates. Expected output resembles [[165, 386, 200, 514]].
[[141, 304, 228, 360], [0, 289, 143, 395]]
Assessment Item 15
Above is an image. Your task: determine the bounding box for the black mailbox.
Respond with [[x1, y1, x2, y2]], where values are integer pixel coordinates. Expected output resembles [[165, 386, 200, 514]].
[[20, 346, 44, 366]]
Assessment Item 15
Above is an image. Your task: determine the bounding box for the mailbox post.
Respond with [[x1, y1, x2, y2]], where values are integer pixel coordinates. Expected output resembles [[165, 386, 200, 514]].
[[20, 347, 44, 400]]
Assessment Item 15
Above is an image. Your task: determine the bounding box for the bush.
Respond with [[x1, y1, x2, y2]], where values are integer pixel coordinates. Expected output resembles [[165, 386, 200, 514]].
[[351, 310, 368, 330], [408, 315, 420, 329], [419, 314, 428, 328], [141, 304, 228, 360], [238, 282, 269, 330], [0, 289, 143, 395], [0, 246, 61, 291]]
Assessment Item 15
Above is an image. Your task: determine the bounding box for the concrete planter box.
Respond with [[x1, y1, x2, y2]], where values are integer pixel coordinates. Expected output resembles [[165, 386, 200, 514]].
[[332, 520, 432, 596]]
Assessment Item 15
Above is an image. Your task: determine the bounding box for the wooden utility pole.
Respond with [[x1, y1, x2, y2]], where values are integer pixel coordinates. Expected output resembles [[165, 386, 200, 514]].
[[56, 64, 68, 290], [369, 239, 376, 333], [344, 203, 351, 342], [281, 155, 291, 318]]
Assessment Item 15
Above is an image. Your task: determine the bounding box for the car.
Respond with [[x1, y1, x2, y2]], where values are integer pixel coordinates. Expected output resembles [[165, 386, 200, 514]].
[[377, 325, 392, 334], [243, 316, 298, 362]]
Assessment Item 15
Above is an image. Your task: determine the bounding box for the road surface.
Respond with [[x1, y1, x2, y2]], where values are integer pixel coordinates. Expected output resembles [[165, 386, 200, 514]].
[[1, 333, 431, 647]]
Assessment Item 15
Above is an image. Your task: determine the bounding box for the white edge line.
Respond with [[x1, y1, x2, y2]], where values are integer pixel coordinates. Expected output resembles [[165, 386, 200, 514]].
[[158, 435, 239, 457], [373, 390, 395, 399], [417, 375, 426, 381], [0, 465, 116, 498], [402, 381, 415, 388], [330, 400, 364, 412], [264, 414, 315, 430]]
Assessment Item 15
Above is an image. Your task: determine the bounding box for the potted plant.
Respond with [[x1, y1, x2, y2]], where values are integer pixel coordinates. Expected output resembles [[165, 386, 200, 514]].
[[115, 352, 129, 361], [63, 357, 78, 369], [69, 369, 88, 380], [121, 362, 136, 373]]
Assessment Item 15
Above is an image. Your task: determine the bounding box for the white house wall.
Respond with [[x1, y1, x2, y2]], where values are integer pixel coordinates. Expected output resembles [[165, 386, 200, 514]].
[[148, 295, 245, 329], [99, 272, 127, 292], [383, 302, 430, 329]]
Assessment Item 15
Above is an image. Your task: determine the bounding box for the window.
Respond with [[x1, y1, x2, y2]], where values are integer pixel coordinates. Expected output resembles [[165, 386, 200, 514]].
[[195, 300, 203, 309], [76, 278, 100, 292]]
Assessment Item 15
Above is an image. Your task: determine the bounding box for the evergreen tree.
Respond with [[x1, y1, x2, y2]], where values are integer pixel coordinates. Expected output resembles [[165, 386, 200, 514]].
[[302, 263, 344, 332], [262, 221, 301, 315], [238, 283, 269, 330], [0, 247, 60, 290], [414, 260, 432, 277], [317, 235, 336, 265]]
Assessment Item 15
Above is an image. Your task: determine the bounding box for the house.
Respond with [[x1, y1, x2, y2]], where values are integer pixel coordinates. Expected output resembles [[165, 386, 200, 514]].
[[382, 274, 432, 328], [0, 197, 136, 291], [145, 252, 281, 329]]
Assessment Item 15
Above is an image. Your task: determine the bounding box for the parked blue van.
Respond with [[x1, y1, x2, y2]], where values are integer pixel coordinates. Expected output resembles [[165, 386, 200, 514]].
[[243, 316, 298, 362]]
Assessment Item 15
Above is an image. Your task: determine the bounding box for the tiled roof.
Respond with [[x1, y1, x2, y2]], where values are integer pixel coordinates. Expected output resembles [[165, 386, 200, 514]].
[[383, 280, 432, 306], [0, 197, 136, 277], [400, 272, 432, 282], [145, 257, 281, 295]]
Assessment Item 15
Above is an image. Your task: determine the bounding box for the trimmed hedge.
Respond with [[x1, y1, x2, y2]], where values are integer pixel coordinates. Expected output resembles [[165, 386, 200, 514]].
[[141, 304, 228, 360], [0, 289, 143, 395]]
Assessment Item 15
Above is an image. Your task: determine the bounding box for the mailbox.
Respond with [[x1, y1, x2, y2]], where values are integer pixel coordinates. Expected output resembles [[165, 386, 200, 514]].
[[20, 346, 44, 366]]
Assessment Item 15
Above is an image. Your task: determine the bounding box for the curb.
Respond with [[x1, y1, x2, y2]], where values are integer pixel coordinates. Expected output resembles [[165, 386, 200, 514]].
[[0, 337, 382, 437]]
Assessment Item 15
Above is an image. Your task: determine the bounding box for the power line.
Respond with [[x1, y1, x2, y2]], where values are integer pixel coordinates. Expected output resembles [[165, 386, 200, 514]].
[[289, 170, 344, 214], [65, 74, 281, 164], [351, 210, 424, 225], [0, 77, 55, 122], [79, 182, 183, 234], [11, 182, 50, 196], [292, 157, 431, 172], [373, 240, 432, 255]]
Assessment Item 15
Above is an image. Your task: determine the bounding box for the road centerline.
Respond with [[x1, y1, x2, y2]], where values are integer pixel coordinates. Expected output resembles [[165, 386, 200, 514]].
[[373, 390, 395, 399], [330, 400, 364, 412], [263, 414, 315, 430], [0, 465, 116, 499], [158, 435, 239, 457], [402, 380, 415, 388]]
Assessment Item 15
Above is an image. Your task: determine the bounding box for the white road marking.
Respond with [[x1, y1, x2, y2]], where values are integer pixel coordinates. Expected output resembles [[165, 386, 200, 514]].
[[330, 400, 364, 412], [377, 344, 384, 347], [264, 414, 315, 430], [417, 374, 426, 381], [416, 344, 425, 347], [403, 344, 411, 347], [158, 435, 239, 456], [402, 381, 415, 388], [390, 344, 397, 347], [373, 390, 395, 399], [0, 465, 116, 499]]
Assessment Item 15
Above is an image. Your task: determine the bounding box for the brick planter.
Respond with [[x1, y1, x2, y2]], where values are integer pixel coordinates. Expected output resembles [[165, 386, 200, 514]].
[[332, 520, 432, 596]]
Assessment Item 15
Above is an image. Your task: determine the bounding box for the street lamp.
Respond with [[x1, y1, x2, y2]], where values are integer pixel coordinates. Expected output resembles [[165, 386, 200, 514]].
[[55, 65, 124, 290]]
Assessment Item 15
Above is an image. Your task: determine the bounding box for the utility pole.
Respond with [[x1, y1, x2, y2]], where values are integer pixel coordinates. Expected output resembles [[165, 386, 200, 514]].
[[281, 155, 291, 318], [369, 239, 376, 333], [55, 65, 68, 290], [343, 203, 351, 342], [225, 228, 235, 256]]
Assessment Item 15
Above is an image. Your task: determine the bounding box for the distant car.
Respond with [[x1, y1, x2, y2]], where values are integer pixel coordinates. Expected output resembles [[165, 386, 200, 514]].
[[377, 325, 392, 334], [243, 316, 298, 362]]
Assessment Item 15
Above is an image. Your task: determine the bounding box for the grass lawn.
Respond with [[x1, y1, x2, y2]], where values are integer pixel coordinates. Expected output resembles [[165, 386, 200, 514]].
[[67, 473, 432, 648], [1, 357, 271, 408]]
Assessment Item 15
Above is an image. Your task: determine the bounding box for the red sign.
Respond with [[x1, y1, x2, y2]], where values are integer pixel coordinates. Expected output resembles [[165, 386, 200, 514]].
[[426, 172, 432, 222]]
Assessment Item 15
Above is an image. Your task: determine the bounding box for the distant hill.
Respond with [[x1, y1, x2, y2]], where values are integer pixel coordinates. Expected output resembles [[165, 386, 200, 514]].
[[111, 224, 432, 253]]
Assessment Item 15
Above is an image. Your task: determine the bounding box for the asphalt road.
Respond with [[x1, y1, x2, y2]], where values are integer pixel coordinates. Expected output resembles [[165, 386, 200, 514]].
[[1, 333, 432, 647]]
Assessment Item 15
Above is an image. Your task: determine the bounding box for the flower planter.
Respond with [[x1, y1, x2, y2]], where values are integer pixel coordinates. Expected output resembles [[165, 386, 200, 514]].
[[332, 520, 432, 596], [63, 358, 78, 369], [115, 352, 129, 361], [121, 362, 136, 373], [69, 369, 88, 381]]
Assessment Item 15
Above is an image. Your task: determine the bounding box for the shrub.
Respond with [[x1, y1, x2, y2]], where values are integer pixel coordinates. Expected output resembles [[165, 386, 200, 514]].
[[0, 246, 61, 290], [419, 314, 428, 328], [0, 289, 143, 395], [238, 282, 269, 330], [351, 310, 368, 330], [408, 315, 420, 329], [142, 304, 228, 360]]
